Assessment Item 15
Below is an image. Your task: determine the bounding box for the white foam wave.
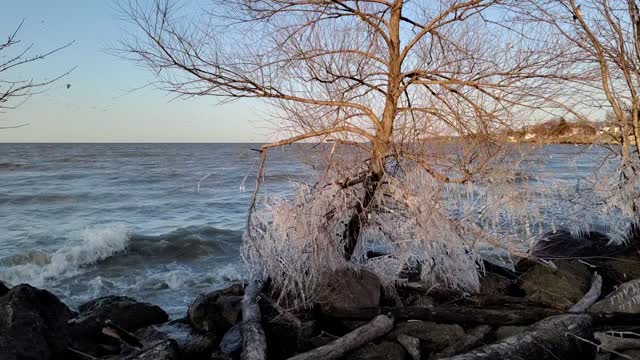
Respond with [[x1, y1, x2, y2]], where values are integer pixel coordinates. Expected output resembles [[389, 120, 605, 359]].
[[141, 263, 245, 291], [0, 224, 129, 287]]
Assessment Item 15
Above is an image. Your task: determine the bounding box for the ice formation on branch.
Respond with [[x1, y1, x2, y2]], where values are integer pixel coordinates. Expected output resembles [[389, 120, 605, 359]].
[[242, 158, 546, 307]]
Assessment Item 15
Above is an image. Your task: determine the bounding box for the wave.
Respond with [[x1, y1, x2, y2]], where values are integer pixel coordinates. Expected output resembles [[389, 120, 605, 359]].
[[139, 263, 243, 291], [0, 224, 242, 287], [0, 193, 78, 206], [0, 162, 29, 171], [126, 225, 241, 261], [0, 224, 130, 287]]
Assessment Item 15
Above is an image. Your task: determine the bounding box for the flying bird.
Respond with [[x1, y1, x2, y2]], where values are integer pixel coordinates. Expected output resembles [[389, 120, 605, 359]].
[[66, 84, 71, 89]]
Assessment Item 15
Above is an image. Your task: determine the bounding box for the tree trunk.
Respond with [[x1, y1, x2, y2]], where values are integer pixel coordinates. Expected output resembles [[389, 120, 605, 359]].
[[437, 314, 594, 360], [241, 280, 267, 360], [287, 315, 394, 360], [342, 165, 384, 260]]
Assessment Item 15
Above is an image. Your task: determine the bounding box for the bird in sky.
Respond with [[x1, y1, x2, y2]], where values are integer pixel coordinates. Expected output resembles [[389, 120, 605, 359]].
[[66, 84, 71, 89]]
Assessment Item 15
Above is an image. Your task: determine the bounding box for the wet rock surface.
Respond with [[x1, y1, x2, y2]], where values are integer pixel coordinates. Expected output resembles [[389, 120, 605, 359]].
[[0, 284, 77, 360], [318, 268, 381, 311], [188, 283, 244, 335], [519, 260, 591, 307], [346, 341, 408, 360]]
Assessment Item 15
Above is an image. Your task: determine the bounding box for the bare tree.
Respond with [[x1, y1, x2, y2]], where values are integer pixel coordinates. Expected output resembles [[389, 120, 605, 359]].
[[120, 0, 570, 304], [522, 0, 640, 241], [0, 20, 74, 127]]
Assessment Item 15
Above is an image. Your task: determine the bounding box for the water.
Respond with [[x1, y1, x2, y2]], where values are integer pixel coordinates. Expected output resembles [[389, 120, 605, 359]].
[[0, 143, 312, 316], [0, 143, 610, 316]]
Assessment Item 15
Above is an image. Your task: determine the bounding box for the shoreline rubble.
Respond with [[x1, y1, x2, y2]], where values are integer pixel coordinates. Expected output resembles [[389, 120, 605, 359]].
[[3, 231, 640, 359]]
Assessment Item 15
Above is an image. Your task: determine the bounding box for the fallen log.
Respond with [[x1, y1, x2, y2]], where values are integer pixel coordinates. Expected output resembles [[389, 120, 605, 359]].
[[241, 280, 267, 360], [102, 320, 143, 349], [455, 294, 566, 311], [570, 272, 602, 313], [595, 332, 640, 352], [438, 314, 594, 360], [287, 315, 394, 360], [324, 305, 562, 326]]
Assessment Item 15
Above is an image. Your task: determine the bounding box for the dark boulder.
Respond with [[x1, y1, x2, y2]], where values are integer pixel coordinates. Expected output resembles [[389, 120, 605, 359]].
[[345, 341, 408, 360], [219, 324, 242, 354], [125, 340, 179, 360], [77, 295, 169, 331], [188, 283, 244, 335], [69, 295, 168, 356], [318, 268, 381, 312], [386, 321, 465, 354], [0, 284, 76, 360], [135, 317, 219, 360], [519, 260, 591, 307], [532, 230, 625, 259], [0, 281, 9, 296]]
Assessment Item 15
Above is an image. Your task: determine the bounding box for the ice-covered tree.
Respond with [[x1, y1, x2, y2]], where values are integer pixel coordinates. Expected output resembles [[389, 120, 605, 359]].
[[120, 0, 571, 305], [524, 0, 640, 243]]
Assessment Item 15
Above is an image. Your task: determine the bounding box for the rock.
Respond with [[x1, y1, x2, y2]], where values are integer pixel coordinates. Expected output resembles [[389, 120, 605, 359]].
[[397, 334, 420, 360], [337, 320, 370, 332], [318, 268, 381, 311], [220, 324, 242, 354], [412, 295, 435, 307], [591, 278, 640, 313], [0, 284, 76, 360], [532, 230, 623, 259], [495, 325, 527, 340], [211, 350, 233, 360], [387, 320, 465, 353], [346, 341, 408, 360], [0, 281, 9, 296], [519, 260, 591, 307], [217, 295, 243, 324], [69, 295, 168, 356], [264, 319, 301, 359], [135, 318, 218, 360], [188, 284, 244, 334], [479, 273, 512, 295], [77, 295, 169, 331], [298, 332, 337, 353], [126, 340, 179, 360]]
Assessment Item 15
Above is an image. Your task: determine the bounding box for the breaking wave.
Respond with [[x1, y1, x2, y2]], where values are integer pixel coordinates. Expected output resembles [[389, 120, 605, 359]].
[[0, 224, 130, 287], [0, 225, 242, 288]]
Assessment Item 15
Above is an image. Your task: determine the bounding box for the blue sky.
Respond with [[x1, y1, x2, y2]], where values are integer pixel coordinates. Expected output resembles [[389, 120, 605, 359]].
[[0, 0, 265, 142]]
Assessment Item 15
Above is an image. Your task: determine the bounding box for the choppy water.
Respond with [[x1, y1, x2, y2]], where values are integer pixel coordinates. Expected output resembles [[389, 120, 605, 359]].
[[0, 143, 610, 316]]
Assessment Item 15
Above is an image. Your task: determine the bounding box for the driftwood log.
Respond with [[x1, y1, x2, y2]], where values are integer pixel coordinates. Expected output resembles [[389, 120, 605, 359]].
[[569, 272, 602, 313], [439, 314, 594, 360], [324, 305, 563, 326], [287, 315, 394, 360], [242, 280, 267, 360]]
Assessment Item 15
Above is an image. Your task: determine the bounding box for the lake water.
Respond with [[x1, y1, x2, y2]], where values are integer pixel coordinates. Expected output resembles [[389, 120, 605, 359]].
[[0, 143, 609, 316]]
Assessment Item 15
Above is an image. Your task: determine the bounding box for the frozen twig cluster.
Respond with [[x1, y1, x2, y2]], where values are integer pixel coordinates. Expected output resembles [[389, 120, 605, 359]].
[[243, 158, 548, 306]]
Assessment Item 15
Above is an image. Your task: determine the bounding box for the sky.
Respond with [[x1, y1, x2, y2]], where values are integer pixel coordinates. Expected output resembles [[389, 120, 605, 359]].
[[0, 0, 266, 143]]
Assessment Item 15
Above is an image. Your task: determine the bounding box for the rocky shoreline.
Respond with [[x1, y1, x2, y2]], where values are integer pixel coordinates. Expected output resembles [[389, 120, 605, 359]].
[[4, 231, 640, 360]]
